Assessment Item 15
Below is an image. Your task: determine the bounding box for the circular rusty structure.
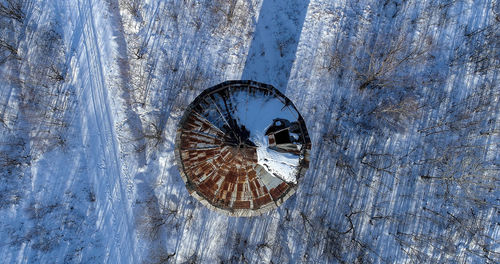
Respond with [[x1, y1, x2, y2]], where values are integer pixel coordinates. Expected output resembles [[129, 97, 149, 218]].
[[175, 80, 311, 216]]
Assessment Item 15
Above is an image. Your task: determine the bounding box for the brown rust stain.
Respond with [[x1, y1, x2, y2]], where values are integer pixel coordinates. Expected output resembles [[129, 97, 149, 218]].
[[176, 81, 311, 216], [179, 112, 293, 211]]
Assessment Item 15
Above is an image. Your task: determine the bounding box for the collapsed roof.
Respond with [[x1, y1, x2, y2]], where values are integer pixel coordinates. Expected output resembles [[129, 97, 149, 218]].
[[175, 80, 311, 217]]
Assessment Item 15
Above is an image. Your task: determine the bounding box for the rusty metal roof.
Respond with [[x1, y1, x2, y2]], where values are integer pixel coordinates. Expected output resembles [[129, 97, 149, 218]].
[[175, 80, 311, 216]]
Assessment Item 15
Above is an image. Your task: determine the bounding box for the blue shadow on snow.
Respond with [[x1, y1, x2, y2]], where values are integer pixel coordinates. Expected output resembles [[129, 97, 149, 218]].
[[241, 0, 310, 92]]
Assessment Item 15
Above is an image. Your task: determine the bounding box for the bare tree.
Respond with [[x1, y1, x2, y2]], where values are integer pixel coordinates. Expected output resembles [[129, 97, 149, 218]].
[[353, 33, 434, 90], [136, 196, 179, 241], [148, 248, 176, 264], [121, 0, 142, 19], [370, 96, 421, 132], [0, 0, 25, 22], [209, 0, 238, 25], [0, 38, 19, 63]]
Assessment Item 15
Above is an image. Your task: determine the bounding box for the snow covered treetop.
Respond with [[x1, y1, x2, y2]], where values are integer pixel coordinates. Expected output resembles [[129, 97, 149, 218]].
[[175, 80, 311, 217]]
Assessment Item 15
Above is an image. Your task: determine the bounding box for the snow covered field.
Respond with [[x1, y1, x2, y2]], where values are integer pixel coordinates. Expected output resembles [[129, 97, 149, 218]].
[[0, 0, 498, 263]]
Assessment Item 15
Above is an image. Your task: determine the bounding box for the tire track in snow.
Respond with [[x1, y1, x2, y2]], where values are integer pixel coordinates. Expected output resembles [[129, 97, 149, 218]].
[[76, 0, 136, 261]]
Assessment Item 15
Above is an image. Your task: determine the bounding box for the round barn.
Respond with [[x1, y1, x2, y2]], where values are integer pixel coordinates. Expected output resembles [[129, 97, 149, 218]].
[[175, 80, 311, 216]]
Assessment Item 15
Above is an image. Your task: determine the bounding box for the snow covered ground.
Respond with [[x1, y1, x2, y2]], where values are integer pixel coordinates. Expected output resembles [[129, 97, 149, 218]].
[[0, 0, 498, 263]]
